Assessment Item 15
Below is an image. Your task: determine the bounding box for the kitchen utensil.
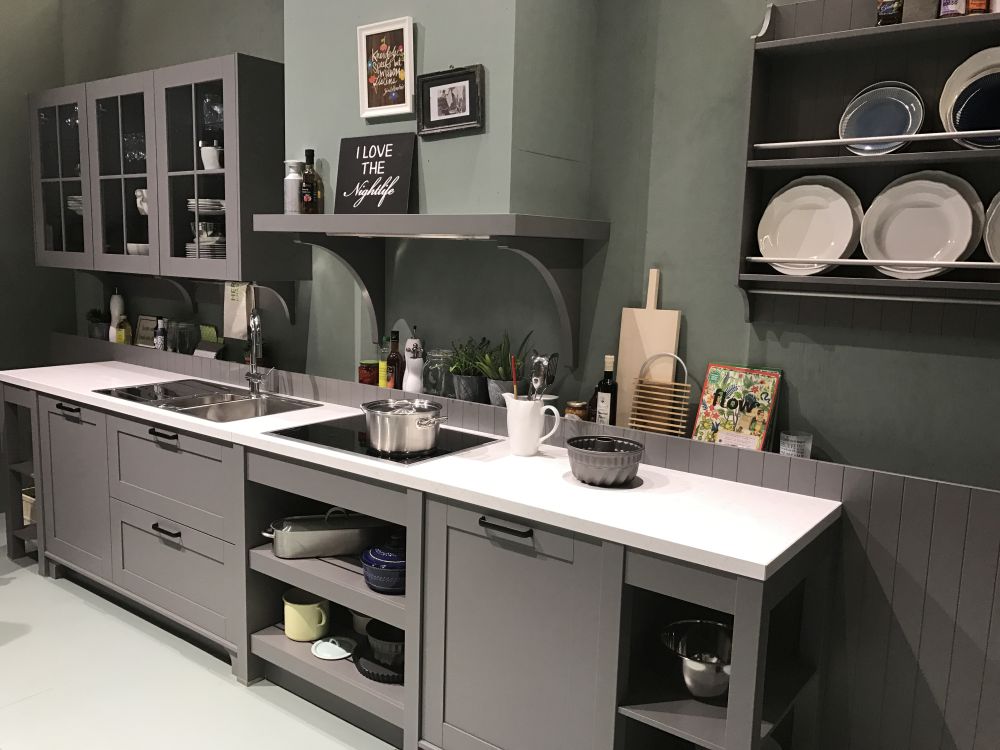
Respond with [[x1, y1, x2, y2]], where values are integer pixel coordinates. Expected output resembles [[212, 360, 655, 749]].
[[566, 436, 644, 487], [941, 47, 1000, 149], [779, 431, 814, 459], [361, 535, 406, 594], [757, 176, 863, 276], [862, 174, 978, 279], [661, 620, 733, 700], [350, 609, 373, 635], [311, 636, 357, 661], [366, 620, 405, 668], [283, 589, 329, 642], [488, 379, 528, 407], [360, 399, 447, 456], [627, 353, 693, 437], [529, 354, 550, 400], [262, 508, 391, 559], [616, 268, 681, 427], [839, 81, 924, 156], [503, 393, 559, 456]]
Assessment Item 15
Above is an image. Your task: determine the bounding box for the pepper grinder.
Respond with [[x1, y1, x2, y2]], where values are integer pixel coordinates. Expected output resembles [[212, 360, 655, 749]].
[[403, 329, 424, 395]]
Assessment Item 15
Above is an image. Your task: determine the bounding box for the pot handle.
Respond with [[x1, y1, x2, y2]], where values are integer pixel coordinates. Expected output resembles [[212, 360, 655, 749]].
[[417, 416, 449, 429], [261, 529, 274, 540]]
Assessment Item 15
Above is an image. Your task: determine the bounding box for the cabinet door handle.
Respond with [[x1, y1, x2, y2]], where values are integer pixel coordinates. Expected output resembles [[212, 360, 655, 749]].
[[478, 516, 534, 539], [148, 427, 179, 441], [151, 523, 182, 539], [55, 403, 81, 414]]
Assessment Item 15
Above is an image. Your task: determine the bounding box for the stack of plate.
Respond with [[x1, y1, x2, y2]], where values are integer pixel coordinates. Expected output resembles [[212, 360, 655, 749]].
[[982, 192, 1000, 264], [757, 176, 863, 276], [941, 47, 1000, 150], [861, 171, 983, 279], [65, 195, 84, 216], [184, 237, 226, 259], [839, 81, 924, 157], [186, 198, 226, 215]]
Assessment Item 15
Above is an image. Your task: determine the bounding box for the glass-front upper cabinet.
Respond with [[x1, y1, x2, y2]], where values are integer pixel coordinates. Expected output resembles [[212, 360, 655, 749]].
[[29, 85, 93, 269], [86, 71, 159, 274], [155, 57, 238, 280]]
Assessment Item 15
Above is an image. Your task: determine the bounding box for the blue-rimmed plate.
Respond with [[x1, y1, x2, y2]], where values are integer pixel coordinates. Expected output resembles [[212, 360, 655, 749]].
[[941, 47, 1000, 150], [839, 81, 924, 156]]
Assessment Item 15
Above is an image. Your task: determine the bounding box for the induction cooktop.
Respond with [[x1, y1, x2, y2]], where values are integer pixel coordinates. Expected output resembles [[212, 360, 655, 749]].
[[269, 414, 499, 465]]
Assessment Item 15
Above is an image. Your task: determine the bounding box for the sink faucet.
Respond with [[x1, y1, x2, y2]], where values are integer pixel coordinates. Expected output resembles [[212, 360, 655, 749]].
[[245, 301, 273, 397]]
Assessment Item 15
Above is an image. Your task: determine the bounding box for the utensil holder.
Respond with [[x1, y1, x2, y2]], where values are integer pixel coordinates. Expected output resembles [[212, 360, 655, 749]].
[[627, 352, 693, 437]]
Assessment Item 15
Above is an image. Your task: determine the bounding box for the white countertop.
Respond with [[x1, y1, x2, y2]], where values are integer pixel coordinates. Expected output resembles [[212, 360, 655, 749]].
[[1, 361, 841, 580]]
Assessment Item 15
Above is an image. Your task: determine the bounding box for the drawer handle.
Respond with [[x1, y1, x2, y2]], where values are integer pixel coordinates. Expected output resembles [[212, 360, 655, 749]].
[[56, 403, 81, 414], [148, 428, 179, 441], [478, 516, 533, 539], [151, 523, 182, 540]]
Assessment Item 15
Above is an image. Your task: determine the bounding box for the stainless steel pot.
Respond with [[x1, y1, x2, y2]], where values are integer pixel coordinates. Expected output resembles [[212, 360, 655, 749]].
[[262, 508, 391, 559], [361, 399, 448, 455]]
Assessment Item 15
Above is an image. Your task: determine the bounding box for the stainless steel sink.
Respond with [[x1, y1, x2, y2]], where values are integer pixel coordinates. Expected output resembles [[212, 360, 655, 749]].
[[95, 379, 321, 422], [175, 393, 320, 423]]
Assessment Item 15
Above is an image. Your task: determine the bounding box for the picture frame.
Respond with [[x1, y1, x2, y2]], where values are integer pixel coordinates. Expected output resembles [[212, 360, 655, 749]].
[[357, 16, 415, 118], [416, 65, 485, 137], [134, 315, 158, 348]]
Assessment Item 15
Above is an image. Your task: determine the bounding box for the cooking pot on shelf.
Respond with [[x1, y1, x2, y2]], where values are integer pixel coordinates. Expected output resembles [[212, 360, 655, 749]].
[[262, 508, 391, 559], [361, 399, 448, 456]]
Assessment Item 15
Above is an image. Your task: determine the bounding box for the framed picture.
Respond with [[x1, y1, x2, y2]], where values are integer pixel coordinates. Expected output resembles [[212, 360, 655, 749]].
[[134, 315, 158, 348], [357, 16, 414, 118], [417, 65, 485, 137]]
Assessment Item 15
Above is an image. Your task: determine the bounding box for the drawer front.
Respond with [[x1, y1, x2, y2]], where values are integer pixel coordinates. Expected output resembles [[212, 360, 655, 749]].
[[446, 504, 575, 563], [110, 498, 235, 641], [108, 415, 240, 541]]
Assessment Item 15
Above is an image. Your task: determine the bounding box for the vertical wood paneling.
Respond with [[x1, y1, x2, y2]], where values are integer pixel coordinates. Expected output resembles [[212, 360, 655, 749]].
[[712, 445, 739, 481], [824, 467, 873, 750], [814, 462, 844, 501], [788, 458, 818, 496], [909, 484, 972, 750], [850, 0, 874, 29], [910, 303, 944, 336], [688, 441, 714, 476], [736, 450, 764, 486], [773, 5, 797, 41], [665, 436, 690, 472], [942, 490, 1000, 750], [762, 453, 790, 491], [794, 0, 824, 36], [974, 540, 1000, 750], [849, 473, 905, 750], [822, 0, 853, 32], [877, 478, 937, 750]]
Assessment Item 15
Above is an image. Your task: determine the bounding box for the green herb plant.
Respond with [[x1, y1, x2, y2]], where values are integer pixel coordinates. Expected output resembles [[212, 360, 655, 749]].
[[475, 331, 533, 381], [86, 308, 111, 324], [448, 337, 491, 377]]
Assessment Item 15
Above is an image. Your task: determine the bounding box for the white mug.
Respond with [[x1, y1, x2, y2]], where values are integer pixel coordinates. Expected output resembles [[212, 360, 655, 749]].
[[503, 394, 559, 457], [201, 145, 222, 170], [134, 188, 148, 216]]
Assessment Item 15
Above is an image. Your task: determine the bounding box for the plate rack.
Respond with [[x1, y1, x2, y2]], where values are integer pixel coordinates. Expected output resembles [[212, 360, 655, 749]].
[[738, 2, 1000, 323]]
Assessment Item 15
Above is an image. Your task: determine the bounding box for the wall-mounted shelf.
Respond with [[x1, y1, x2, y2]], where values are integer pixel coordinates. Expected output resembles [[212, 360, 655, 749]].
[[253, 213, 611, 365]]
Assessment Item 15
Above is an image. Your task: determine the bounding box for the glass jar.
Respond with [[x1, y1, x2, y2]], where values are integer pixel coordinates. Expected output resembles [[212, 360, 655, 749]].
[[358, 360, 379, 385], [565, 401, 589, 421], [423, 349, 453, 397]]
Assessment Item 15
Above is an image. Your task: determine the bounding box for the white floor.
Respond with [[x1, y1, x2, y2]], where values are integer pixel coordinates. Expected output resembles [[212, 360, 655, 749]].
[[0, 515, 391, 750]]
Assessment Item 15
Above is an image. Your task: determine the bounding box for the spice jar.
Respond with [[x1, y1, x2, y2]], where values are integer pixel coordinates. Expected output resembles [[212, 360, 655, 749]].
[[358, 360, 379, 385], [565, 401, 589, 421], [423, 349, 452, 397]]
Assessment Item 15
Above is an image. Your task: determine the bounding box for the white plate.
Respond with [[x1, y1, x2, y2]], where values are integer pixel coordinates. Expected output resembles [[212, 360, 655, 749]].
[[757, 176, 863, 276], [311, 636, 357, 661], [862, 176, 974, 279], [983, 192, 1000, 263], [840, 81, 924, 156], [940, 46, 1000, 149]]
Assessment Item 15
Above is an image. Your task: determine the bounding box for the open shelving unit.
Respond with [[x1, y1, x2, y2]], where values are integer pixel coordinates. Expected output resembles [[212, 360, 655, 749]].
[[739, 2, 1000, 322], [1, 386, 39, 563]]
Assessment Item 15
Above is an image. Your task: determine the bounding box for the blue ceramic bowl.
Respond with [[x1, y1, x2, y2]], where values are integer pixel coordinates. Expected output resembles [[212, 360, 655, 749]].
[[361, 537, 406, 595]]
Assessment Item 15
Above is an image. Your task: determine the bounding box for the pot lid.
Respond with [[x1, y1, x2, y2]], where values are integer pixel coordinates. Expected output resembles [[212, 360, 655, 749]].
[[362, 399, 442, 415]]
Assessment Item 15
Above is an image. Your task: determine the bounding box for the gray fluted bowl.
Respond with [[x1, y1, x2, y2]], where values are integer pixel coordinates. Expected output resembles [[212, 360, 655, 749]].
[[566, 436, 644, 487]]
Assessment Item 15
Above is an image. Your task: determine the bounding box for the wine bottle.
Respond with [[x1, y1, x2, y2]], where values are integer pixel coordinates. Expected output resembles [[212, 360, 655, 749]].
[[386, 330, 406, 389], [300, 149, 324, 214], [595, 354, 618, 426], [378, 335, 390, 388]]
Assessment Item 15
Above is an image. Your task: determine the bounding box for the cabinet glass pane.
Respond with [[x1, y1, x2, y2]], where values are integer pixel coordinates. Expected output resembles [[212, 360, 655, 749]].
[[58, 103, 82, 178], [100, 179, 124, 255], [38, 106, 59, 179], [62, 180, 85, 253], [168, 174, 194, 259], [165, 85, 194, 172], [193, 173, 226, 260], [96, 97, 121, 176], [41, 182, 63, 252], [124, 177, 150, 256], [195, 80, 224, 168], [120, 93, 146, 174]]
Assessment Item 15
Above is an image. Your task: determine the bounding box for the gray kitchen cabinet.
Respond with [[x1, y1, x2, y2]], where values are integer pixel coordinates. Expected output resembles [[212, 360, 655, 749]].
[[38, 396, 111, 579], [29, 85, 94, 269], [153, 54, 309, 282], [422, 500, 614, 750], [86, 71, 161, 275]]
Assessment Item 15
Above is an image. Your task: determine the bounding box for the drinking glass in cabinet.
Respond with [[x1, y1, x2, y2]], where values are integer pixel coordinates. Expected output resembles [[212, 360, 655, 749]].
[[37, 106, 59, 179], [96, 97, 121, 176], [58, 103, 81, 177], [120, 93, 146, 173]]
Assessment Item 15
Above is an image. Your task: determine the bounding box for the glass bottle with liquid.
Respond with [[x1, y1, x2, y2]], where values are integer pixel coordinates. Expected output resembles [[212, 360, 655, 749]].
[[300, 149, 324, 214], [595, 355, 618, 426], [378, 335, 390, 387], [386, 331, 405, 389]]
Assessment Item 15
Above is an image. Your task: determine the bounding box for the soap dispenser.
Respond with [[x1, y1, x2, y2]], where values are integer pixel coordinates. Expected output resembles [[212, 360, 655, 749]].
[[403, 327, 424, 395]]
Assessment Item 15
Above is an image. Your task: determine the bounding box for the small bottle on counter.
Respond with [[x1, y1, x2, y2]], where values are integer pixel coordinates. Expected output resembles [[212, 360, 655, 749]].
[[938, 0, 966, 16], [386, 330, 405, 389], [284, 160, 303, 214], [378, 335, 390, 387], [877, 0, 905, 24], [300, 149, 324, 214], [595, 354, 618, 426], [153, 318, 166, 351]]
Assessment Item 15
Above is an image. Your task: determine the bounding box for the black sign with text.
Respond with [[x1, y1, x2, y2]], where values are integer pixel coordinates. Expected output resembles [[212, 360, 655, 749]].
[[334, 133, 415, 214]]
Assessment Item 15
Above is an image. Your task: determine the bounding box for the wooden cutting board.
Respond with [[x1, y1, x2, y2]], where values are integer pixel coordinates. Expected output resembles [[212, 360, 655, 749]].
[[616, 268, 681, 426]]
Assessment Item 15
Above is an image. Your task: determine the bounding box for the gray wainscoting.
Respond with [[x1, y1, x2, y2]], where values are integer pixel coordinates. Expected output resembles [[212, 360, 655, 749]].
[[48, 333, 1000, 749]]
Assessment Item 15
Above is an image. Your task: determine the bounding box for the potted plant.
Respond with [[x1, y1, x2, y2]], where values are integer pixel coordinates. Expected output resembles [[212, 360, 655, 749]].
[[476, 331, 532, 406], [448, 338, 491, 403], [85, 308, 111, 340]]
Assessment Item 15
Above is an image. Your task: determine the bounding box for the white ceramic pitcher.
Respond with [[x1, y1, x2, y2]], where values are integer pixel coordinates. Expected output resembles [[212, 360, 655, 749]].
[[503, 393, 559, 456]]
